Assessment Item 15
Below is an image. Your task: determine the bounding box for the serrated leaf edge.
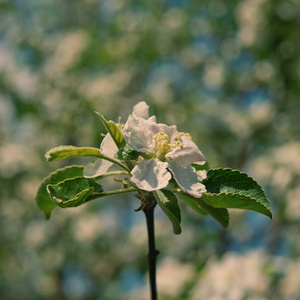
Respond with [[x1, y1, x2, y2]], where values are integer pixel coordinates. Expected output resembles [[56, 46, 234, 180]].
[[35, 165, 84, 218], [205, 168, 272, 211], [47, 185, 94, 207], [202, 191, 273, 219]]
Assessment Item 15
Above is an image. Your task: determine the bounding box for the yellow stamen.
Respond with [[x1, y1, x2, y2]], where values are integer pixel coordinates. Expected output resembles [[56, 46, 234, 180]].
[[153, 132, 184, 160], [180, 132, 192, 140]]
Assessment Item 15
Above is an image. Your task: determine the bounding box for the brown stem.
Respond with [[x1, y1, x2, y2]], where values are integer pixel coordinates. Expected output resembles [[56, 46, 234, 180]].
[[143, 203, 159, 300]]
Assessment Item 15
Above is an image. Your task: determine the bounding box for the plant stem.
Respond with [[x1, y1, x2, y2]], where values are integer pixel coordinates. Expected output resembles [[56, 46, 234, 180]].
[[90, 187, 138, 200], [95, 171, 129, 180], [99, 154, 131, 172], [143, 203, 159, 300]]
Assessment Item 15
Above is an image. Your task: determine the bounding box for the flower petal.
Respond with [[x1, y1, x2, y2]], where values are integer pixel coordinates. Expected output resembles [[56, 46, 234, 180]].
[[131, 159, 171, 191], [157, 123, 178, 138], [84, 133, 118, 178], [148, 115, 157, 122], [123, 115, 160, 154], [197, 170, 207, 181], [83, 158, 114, 178], [168, 161, 206, 198], [166, 136, 206, 167], [132, 101, 149, 119], [100, 133, 118, 158]]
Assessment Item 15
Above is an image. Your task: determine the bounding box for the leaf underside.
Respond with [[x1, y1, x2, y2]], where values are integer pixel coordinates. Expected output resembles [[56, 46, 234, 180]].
[[179, 192, 229, 227], [45, 146, 102, 161], [95, 112, 125, 149], [154, 189, 182, 235]]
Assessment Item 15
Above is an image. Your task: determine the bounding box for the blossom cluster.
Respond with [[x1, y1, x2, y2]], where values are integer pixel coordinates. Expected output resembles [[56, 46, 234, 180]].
[[84, 101, 207, 198]]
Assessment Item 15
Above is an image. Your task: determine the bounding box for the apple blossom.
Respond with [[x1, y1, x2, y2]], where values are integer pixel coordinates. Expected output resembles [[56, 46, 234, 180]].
[[83, 101, 206, 198], [122, 102, 207, 198]]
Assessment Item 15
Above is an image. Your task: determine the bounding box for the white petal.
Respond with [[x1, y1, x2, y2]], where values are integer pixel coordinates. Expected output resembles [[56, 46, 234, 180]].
[[166, 136, 206, 167], [132, 101, 149, 119], [100, 133, 118, 158], [157, 123, 178, 137], [197, 170, 207, 181], [168, 161, 206, 198], [84, 133, 119, 178], [131, 159, 171, 191], [148, 115, 157, 122], [84, 158, 114, 178], [123, 115, 160, 153]]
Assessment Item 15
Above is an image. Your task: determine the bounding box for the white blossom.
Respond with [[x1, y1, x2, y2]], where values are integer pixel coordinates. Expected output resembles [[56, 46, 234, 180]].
[[84, 101, 207, 198], [123, 102, 206, 198]]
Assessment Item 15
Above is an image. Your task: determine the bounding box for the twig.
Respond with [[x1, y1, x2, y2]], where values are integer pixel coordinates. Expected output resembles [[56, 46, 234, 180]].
[[143, 203, 159, 300]]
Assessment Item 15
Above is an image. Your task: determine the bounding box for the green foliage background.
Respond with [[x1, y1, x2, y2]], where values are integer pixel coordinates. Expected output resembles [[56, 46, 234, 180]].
[[1, 0, 299, 299]]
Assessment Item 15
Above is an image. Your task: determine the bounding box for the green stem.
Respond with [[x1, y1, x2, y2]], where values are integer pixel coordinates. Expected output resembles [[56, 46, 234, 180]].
[[143, 203, 159, 300], [99, 154, 131, 173], [95, 171, 129, 180], [90, 187, 138, 200]]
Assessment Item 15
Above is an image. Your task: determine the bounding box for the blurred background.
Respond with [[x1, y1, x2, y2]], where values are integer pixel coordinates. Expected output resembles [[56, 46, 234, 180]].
[[1, 0, 300, 299]]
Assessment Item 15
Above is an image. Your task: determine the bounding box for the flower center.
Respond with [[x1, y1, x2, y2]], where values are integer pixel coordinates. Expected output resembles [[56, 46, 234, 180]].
[[153, 132, 183, 161]]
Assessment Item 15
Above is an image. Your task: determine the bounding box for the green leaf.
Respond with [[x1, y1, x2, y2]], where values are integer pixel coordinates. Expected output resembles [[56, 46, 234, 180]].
[[153, 190, 182, 235], [202, 168, 273, 218], [116, 144, 139, 161], [45, 146, 102, 161], [95, 112, 126, 149], [179, 193, 229, 227], [178, 193, 208, 215], [192, 161, 210, 172], [35, 166, 84, 219], [47, 177, 103, 208]]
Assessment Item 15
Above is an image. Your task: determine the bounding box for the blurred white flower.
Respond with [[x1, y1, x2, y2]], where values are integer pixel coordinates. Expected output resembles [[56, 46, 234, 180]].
[[156, 257, 194, 297], [285, 186, 300, 220], [280, 259, 300, 299], [72, 211, 119, 243], [273, 142, 300, 174], [44, 31, 89, 76], [204, 57, 225, 88], [192, 251, 270, 300], [0, 143, 35, 178], [236, 0, 267, 46]]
